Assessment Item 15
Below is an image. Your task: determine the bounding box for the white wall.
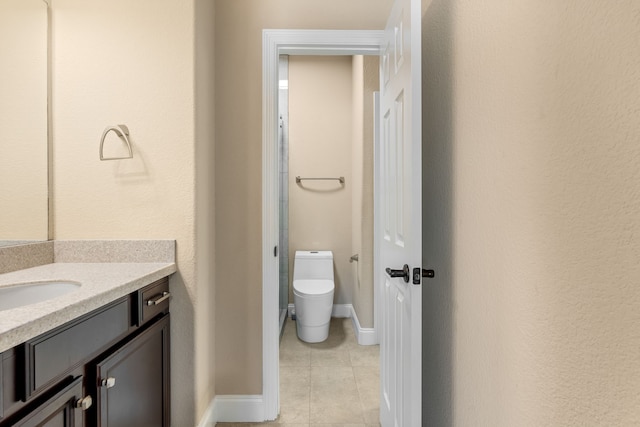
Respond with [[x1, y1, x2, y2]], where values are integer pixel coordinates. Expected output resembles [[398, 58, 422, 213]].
[[421, 0, 640, 425], [289, 56, 353, 305]]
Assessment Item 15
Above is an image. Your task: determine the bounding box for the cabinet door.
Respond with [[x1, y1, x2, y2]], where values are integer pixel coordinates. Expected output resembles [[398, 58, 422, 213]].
[[13, 377, 84, 427], [95, 314, 169, 427]]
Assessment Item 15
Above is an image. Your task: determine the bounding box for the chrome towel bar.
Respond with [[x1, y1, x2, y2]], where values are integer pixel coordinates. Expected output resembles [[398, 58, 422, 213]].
[[295, 176, 345, 184]]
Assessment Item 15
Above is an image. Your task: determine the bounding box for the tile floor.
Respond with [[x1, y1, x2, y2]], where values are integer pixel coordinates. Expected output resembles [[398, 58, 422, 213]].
[[216, 317, 381, 427]]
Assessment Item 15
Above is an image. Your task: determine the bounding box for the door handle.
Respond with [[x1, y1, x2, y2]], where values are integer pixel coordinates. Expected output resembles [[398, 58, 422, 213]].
[[385, 264, 410, 283]]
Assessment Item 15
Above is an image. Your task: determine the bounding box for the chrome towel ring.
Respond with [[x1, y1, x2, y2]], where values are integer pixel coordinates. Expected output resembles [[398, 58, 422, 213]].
[[99, 124, 133, 160]]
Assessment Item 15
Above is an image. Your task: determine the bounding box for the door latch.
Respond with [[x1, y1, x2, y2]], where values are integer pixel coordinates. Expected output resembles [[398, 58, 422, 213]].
[[412, 267, 435, 285]]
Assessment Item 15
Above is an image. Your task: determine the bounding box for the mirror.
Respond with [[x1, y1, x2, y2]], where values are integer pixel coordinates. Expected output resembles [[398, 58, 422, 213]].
[[0, 0, 49, 247]]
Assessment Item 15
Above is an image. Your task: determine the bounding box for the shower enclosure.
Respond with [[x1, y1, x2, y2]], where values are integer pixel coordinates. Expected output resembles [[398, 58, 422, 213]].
[[278, 55, 289, 335]]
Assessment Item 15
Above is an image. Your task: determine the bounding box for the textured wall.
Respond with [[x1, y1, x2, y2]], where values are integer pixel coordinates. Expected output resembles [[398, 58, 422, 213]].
[[422, 0, 640, 425], [351, 55, 364, 313], [51, 1, 214, 424], [0, 0, 48, 241], [351, 55, 378, 329], [214, 0, 392, 395], [194, 0, 217, 420], [289, 56, 353, 305]]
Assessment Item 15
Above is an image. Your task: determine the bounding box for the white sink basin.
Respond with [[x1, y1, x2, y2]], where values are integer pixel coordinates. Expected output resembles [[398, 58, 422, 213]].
[[0, 281, 81, 311]]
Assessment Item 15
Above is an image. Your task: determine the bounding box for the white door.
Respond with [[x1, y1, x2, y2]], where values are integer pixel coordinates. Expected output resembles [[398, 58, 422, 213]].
[[378, 0, 422, 424]]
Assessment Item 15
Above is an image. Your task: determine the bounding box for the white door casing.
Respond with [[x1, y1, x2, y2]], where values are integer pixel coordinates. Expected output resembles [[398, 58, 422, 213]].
[[261, 21, 421, 424], [378, 0, 422, 424], [262, 30, 384, 422]]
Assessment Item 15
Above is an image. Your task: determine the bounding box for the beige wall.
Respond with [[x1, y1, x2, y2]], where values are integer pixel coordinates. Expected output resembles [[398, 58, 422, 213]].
[[0, 0, 48, 241], [422, 0, 640, 425], [351, 56, 364, 317], [351, 55, 378, 328], [214, 0, 392, 395], [289, 56, 353, 305], [195, 0, 217, 419], [52, 0, 215, 424]]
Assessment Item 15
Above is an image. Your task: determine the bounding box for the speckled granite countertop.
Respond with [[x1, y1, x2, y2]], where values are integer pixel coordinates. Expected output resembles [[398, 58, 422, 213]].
[[0, 246, 176, 353]]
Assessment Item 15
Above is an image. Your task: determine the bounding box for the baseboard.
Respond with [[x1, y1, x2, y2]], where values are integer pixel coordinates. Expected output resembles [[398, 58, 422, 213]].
[[331, 303, 352, 318], [198, 395, 266, 425], [290, 303, 352, 319], [288, 303, 378, 345], [350, 306, 378, 346]]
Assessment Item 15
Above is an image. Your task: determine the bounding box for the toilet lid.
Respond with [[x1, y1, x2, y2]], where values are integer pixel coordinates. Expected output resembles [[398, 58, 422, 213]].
[[293, 279, 334, 295]]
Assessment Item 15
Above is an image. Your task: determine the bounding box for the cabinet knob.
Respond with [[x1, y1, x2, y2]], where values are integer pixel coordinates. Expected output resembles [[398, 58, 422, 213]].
[[76, 395, 93, 411], [100, 377, 116, 388]]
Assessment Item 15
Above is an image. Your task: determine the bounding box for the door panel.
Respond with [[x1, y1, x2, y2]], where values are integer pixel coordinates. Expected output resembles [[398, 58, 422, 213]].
[[379, 0, 422, 424]]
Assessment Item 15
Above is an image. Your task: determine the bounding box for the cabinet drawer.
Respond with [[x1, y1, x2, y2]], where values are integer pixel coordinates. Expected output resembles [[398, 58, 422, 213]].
[[13, 376, 83, 427], [138, 277, 170, 326], [25, 298, 131, 398]]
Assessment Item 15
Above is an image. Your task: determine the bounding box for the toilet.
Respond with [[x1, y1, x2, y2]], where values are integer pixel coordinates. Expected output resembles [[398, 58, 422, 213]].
[[293, 250, 335, 343]]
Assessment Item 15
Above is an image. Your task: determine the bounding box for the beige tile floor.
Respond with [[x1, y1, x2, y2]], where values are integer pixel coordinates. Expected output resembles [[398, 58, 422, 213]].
[[216, 317, 381, 427]]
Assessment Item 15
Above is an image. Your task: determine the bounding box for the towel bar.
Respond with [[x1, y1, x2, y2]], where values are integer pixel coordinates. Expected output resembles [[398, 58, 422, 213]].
[[295, 176, 345, 184]]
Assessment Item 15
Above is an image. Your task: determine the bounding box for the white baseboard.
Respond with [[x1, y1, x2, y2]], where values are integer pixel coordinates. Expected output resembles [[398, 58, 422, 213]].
[[198, 395, 266, 425], [289, 302, 378, 346], [350, 306, 378, 346], [331, 303, 352, 318]]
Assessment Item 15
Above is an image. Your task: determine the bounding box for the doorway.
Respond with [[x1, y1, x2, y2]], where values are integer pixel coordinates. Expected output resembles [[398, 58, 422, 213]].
[[276, 53, 380, 423], [262, 30, 385, 421]]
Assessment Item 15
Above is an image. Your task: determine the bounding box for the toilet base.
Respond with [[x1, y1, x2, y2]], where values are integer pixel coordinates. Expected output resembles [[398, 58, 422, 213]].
[[296, 321, 330, 343]]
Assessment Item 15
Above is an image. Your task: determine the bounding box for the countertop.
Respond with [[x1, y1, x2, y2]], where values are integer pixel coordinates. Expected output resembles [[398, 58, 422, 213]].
[[0, 262, 176, 353]]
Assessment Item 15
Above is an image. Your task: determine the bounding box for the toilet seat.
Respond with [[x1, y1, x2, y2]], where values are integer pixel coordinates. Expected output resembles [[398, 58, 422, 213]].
[[293, 279, 334, 296]]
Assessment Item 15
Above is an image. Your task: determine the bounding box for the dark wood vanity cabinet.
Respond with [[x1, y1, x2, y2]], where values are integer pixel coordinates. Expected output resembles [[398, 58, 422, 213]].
[[12, 376, 84, 427], [0, 277, 170, 427], [91, 314, 170, 427]]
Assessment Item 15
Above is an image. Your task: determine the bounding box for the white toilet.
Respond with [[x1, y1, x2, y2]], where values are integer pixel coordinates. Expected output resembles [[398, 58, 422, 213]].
[[293, 250, 335, 343]]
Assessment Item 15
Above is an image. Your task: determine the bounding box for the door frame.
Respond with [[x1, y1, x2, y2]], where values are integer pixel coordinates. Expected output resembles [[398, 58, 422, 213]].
[[262, 29, 384, 421]]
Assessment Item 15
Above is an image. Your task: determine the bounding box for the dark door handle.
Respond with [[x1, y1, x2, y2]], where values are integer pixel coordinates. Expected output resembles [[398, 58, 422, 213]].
[[385, 264, 410, 283]]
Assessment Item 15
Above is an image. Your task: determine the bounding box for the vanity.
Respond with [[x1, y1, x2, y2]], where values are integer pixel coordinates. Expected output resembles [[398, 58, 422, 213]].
[[0, 241, 176, 427]]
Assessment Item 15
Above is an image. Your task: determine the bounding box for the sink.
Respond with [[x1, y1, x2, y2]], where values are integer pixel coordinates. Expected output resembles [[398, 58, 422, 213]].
[[0, 281, 81, 311]]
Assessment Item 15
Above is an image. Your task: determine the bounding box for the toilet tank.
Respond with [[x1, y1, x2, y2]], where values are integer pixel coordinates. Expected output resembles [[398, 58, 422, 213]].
[[293, 251, 334, 281]]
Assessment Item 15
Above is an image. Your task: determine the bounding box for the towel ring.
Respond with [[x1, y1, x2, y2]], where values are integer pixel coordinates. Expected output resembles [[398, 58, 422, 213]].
[[100, 124, 133, 160]]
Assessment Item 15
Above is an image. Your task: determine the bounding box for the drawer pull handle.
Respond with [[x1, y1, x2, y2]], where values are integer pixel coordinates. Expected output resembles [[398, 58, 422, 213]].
[[147, 291, 171, 306], [76, 395, 93, 411], [100, 377, 116, 388]]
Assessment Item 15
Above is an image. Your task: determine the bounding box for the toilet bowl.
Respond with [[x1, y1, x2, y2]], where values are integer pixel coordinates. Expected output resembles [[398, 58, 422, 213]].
[[293, 250, 335, 343]]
